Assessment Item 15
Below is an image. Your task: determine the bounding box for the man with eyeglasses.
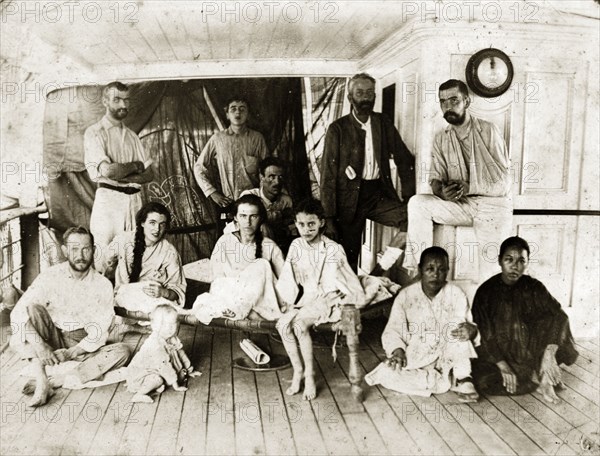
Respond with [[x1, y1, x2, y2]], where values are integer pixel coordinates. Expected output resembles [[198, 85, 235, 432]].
[[320, 73, 416, 272], [402, 79, 512, 283]]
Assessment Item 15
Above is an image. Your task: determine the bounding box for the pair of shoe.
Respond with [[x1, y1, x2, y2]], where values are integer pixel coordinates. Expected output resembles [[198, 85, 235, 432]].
[[451, 377, 479, 403]]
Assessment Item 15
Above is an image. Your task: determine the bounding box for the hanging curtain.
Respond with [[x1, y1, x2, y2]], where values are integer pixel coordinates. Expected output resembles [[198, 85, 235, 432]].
[[301, 77, 348, 199], [42, 78, 309, 264]]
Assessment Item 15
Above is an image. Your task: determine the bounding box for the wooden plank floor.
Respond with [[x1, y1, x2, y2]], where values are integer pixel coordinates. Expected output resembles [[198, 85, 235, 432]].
[[1, 320, 599, 456]]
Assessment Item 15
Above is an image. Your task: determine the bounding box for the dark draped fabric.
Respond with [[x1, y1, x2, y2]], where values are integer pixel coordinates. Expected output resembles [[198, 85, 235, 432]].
[[301, 77, 347, 198], [472, 274, 579, 395], [43, 78, 310, 264]]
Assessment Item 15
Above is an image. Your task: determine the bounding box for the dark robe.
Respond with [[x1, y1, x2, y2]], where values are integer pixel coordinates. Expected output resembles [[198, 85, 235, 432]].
[[472, 274, 578, 395]]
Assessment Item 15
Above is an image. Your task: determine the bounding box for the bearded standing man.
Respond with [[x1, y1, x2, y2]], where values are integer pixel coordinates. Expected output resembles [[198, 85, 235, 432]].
[[320, 73, 415, 271], [84, 81, 154, 272]]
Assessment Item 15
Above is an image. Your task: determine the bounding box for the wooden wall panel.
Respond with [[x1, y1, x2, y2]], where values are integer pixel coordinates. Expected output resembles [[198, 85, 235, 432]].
[[514, 215, 578, 306]]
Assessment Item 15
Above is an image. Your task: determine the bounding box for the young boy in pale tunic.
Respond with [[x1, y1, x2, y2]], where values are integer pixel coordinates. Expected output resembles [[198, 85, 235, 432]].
[[276, 199, 365, 400], [127, 304, 200, 403]]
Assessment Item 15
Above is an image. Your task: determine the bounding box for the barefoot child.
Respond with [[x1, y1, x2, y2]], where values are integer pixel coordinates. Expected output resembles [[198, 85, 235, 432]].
[[276, 199, 365, 400], [126, 304, 200, 403]]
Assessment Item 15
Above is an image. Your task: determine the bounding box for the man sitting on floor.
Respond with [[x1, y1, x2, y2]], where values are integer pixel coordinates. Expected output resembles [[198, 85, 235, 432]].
[[365, 246, 479, 402], [10, 226, 131, 407]]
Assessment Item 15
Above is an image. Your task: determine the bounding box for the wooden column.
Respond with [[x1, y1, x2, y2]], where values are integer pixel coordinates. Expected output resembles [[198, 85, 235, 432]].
[[19, 212, 40, 290]]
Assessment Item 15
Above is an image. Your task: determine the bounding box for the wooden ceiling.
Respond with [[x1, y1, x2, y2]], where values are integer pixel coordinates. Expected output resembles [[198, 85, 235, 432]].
[[4, 1, 414, 67], [1, 0, 597, 80]]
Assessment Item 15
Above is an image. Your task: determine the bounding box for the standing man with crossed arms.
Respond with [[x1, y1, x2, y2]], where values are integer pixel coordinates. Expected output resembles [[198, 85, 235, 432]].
[[85, 81, 154, 272]]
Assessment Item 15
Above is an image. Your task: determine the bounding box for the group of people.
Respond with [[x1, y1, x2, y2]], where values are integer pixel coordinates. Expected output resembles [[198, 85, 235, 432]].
[[8, 73, 577, 407]]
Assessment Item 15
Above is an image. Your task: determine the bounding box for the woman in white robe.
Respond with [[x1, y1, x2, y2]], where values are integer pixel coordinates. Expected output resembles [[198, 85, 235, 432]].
[[192, 194, 285, 324], [107, 202, 186, 313]]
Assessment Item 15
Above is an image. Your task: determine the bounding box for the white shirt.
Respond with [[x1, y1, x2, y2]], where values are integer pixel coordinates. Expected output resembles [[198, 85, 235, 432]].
[[84, 115, 147, 189], [353, 111, 380, 180], [10, 262, 115, 353]]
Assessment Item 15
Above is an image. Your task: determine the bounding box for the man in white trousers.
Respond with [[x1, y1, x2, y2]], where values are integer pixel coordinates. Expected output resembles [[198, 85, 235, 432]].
[[402, 79, 512, 283], [84, 81, 154, 272]]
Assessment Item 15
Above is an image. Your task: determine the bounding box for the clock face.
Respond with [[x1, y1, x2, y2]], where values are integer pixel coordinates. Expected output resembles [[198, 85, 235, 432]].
[[466, 48, 514, 98], [476, 56, 510, 89]]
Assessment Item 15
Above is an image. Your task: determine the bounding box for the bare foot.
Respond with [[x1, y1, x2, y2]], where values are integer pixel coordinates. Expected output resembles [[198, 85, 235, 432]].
[[286, 371, 303, 396], [22, 379, 36, 395], [537, 379, 560, 404], [303, 374, 317, 401], [131, 393, 154, 403], [28, 379, 55, 407], [23, 377, 61, 394], [156, 384, 165, 393]]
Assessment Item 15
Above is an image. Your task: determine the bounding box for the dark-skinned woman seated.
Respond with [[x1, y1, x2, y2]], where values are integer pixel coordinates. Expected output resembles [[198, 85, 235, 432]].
[[471, 236, 578, 404]]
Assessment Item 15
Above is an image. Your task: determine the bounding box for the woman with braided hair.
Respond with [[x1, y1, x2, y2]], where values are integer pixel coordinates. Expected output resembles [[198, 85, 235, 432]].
[[192, 194, 285, 324], [107, 202, 186, 313]]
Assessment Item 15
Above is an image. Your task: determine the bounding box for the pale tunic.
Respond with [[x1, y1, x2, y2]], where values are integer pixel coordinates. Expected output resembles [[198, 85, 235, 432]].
[[365, 282, 478, 396], [109, 232, 186, 312], [193, 126, 269, 200], [192, 233, 284, 324], [10, 262, 114, 354], [126, 333, 191, 391], [276, 236, 365, 325]]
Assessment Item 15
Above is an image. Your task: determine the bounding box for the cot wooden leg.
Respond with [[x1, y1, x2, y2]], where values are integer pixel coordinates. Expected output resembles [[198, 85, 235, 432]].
[[340, 304, 363, 402]]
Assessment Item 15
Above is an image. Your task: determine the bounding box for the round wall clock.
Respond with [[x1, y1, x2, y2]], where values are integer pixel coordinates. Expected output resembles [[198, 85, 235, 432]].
[[465, 48, 514, 98]]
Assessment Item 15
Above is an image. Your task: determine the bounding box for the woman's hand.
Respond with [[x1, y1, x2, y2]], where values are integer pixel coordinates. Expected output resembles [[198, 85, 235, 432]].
[[451, 322, 478, 341], [496, 360, 518, 394], [385, 348, 407, 370], [142, 281, 169, 299], [222, 308, 236, 319]]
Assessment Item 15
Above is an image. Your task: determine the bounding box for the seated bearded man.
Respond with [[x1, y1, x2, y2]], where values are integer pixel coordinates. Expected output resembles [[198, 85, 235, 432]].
[[10, 227, 131, 407]]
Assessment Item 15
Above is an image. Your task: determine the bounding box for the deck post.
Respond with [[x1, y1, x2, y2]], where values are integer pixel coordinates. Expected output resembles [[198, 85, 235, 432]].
[[340, 304, 363, 402], [20, 213, 40, 290]]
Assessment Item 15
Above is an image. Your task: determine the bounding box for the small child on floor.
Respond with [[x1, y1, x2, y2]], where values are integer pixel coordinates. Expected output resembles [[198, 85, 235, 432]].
[[126, 304, 200, 403], [276, 199, 365, 400]]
